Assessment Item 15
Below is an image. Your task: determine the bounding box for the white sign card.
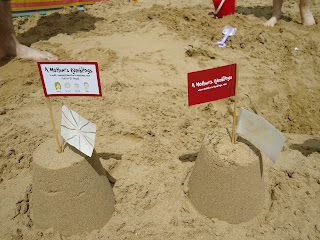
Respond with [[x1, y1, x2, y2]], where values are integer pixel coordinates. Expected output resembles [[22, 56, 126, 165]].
[[37, 62, 102, 97]]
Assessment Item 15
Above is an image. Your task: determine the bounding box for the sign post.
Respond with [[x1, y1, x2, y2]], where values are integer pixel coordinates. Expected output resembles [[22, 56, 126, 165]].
[[188, 63, 237, 143], [46, 97, 62, 153], [38, 62, 102, 153], [232, 65, 238, 144]]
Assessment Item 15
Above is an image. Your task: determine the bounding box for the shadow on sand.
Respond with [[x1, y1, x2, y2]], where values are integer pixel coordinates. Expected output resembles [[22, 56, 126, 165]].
[[236, 5, 293, 23], [290, 139, 320, 157], [0, 11, 103, 67], [17, 10, 103, 46]]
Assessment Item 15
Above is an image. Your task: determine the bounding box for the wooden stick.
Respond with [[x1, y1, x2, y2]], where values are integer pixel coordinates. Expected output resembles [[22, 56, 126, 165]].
[[232, 64, 239, 144], [46, 97, 61, 153], [61, 137, 65, 153]]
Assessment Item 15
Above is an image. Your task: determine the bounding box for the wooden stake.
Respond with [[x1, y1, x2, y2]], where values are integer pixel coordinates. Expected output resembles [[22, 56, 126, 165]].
[[46, 97, 61, 153], [232, 64, 239, 144]]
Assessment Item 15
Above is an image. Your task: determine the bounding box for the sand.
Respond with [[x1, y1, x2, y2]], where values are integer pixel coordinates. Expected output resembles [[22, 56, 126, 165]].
[[189, 128, 265, 223], [0, 0, 319, 239], [32, 138, 114, 236]]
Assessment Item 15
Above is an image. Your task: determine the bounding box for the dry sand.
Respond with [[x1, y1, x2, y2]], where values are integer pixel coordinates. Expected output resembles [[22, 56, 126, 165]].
[[32, 138, 114, 236], [0, 0, 319, 239], [188, 128, 265, 223]]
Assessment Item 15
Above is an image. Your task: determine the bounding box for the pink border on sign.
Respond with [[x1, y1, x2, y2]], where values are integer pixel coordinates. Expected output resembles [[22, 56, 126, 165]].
[[37, 61, 102, 97]]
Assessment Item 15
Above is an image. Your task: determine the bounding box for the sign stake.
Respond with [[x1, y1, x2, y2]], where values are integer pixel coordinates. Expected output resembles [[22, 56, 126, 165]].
[[46, 97, 61, 153], [232, 64, 239, 144]]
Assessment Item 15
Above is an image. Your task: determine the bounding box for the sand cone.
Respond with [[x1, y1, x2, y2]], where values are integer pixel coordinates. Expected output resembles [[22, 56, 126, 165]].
[[188, 129, 264, 223], [32, 138, 115, 236]]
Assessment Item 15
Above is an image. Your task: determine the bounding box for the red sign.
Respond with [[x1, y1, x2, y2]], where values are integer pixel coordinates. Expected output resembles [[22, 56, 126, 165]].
[[188, 64, 236, 106], [38, 62, 102, 97]]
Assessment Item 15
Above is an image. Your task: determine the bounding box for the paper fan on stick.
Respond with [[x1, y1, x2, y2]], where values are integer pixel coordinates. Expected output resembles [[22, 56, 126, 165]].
[[61, 104, 96, 157]]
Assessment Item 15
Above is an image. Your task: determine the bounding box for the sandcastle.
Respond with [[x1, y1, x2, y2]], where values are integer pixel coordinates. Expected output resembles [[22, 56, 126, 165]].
[[32, 138, 115, 236], [188, 128, 265, 223]]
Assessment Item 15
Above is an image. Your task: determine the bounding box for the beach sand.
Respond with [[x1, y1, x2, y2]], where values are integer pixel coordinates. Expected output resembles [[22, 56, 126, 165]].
[[0, 0, 319, 239], [188, 128, 265, 224]]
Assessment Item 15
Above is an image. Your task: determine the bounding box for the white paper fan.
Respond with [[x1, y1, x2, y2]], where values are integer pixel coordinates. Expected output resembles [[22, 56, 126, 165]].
[[61, 104, 96, 157]]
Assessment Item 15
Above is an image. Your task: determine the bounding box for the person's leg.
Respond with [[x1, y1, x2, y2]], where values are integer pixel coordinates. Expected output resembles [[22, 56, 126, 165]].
[[299, 0, 315, 26], [0, 1, 58, 60], [264, 0, 283, 27], [0, 0, 16, 58]]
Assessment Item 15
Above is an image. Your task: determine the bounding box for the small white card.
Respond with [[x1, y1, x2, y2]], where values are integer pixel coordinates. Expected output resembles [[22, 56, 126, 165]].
[[38, 62, 102, 97]]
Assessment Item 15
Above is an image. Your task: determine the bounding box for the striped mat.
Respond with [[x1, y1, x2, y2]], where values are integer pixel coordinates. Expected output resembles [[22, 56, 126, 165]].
[[11, 0, 106, 17]]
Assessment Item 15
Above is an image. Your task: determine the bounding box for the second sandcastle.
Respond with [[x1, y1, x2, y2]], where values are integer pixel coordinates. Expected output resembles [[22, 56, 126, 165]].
[[189, 128, 265, 223]]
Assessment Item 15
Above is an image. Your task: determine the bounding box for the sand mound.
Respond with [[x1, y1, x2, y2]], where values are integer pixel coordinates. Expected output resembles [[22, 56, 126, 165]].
[[32, 138, 114, 236], [189, 129, 265, 223]]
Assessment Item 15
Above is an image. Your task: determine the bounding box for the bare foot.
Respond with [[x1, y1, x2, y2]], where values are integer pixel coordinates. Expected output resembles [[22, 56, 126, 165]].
[[301, 9, 316, 26], [264, 16, 278, 27], [16, 44, 58, 61]]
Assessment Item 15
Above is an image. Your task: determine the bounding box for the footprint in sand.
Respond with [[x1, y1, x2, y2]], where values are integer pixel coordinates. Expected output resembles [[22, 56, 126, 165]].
[[110, 107, 144, 152], [109, 134, 143, 153], [111, 107, 142, 125]]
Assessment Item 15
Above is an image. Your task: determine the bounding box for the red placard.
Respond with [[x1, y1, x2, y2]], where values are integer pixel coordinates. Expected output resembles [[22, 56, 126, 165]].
[[188, 64, 236, 106], [38, 62, 102, 97]]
